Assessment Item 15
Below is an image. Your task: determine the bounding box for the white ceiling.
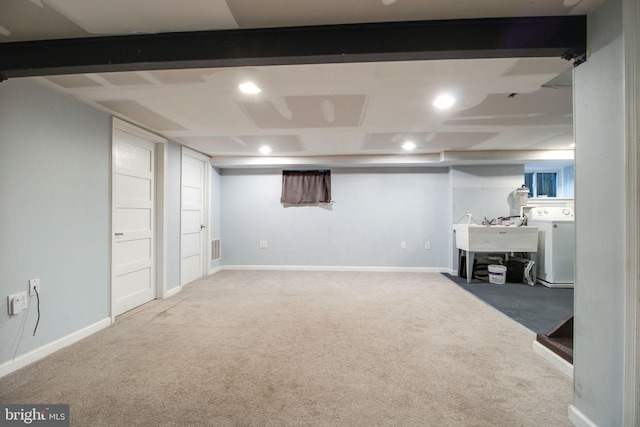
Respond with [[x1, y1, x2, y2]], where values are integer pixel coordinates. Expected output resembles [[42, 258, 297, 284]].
[[1, 0, 605, 168]]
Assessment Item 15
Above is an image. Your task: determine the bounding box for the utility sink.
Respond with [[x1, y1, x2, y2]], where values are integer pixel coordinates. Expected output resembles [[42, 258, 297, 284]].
[[453, 224, 539, 283], [453, 224, 538, 252]]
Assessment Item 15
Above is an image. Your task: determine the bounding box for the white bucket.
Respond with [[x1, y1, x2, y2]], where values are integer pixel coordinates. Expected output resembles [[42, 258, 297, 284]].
[[488, 264, 507, 285]]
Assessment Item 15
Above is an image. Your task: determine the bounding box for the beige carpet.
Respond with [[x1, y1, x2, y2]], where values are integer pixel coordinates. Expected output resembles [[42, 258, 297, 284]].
[[0, 271, 572, 426]]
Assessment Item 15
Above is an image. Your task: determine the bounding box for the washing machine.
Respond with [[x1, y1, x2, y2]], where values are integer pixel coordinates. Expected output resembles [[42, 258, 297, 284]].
[[528, 206, 575, 288]]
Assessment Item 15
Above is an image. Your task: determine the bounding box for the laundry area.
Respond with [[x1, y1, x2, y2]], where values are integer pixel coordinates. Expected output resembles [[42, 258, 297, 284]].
[[453, 202, 575, 289], [449, 166, 575, 371]]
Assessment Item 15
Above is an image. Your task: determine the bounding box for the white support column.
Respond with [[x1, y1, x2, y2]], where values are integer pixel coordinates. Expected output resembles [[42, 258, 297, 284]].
[[622, 0, 640, 425]]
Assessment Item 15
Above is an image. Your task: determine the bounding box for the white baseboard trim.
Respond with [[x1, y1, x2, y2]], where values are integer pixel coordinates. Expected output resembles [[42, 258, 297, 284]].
[[208, 265, 222, 276], [568, 405, 599, 427], [532, 340, 573, 378], [164, 286, 181, 299], [221, 265, 450, 273], [0, 317, 112, 378]]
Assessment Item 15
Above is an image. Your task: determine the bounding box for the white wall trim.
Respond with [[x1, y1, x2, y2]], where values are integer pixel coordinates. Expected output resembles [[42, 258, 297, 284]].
[[164, 286, 181, 299], [568, 405, 600, 427], [209, 265, 222, 276], [0, 317, 111, 379], [221, 265, 450, 273], [532, 340, 573, 379]]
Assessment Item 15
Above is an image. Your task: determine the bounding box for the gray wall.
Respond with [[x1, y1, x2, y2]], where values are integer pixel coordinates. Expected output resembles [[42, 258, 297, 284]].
[[573, 0, 626, 424], [166, 140, 182, 291], [451, 165, 525, 224], [562, 165, 575, 199], [220, 168, 451, 268], [0, 80, 111, 365]]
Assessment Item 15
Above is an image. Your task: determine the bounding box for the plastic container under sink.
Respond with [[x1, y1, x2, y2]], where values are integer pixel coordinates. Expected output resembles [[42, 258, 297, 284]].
[[488, 265, 507, 284]]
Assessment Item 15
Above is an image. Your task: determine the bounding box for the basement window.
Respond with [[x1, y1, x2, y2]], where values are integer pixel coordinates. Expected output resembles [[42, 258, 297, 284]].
[[281, 170, 331, 205], [524, 172, 558, 197]]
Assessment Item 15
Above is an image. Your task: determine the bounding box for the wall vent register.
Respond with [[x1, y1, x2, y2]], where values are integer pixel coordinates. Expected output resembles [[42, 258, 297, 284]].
[[211, 239, 221, 261]]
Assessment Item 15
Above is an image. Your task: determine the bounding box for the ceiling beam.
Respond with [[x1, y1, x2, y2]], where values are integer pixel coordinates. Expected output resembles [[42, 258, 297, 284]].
[[0, 16, 586, 80], [210, 150, 575, 169]]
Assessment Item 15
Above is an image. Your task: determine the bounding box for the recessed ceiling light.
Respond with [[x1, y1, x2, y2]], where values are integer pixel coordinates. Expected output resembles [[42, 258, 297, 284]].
[[239, 82, 261, 94], [433, 94, 455, 109], [259, 146, 272, 155], [402, 141, 416, 151]]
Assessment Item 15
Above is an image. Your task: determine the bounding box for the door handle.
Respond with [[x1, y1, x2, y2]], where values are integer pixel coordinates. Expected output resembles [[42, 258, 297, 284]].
[[115, 232, 124, 236], [200, 224, 206, 230]]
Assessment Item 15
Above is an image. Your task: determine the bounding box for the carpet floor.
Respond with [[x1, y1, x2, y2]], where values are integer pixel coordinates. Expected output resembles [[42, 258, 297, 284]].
[[0, 271, 572, 426]]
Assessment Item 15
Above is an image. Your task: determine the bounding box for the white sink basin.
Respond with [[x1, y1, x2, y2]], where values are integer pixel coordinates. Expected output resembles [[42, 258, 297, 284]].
[[453, 224, 538, 253]]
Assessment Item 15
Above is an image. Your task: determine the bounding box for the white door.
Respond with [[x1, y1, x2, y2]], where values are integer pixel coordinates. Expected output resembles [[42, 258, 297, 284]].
[[112, 128, 156, 316], [181, 148, 209, 286]]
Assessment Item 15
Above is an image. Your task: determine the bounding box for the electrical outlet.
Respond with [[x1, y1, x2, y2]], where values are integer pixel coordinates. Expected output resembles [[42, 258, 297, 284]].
[[259, 240, 268, 249], [400, 241, 406, 249], [8, 291, 28, 315], [425, 241, 431, 250], [29, 278, 41, 296]]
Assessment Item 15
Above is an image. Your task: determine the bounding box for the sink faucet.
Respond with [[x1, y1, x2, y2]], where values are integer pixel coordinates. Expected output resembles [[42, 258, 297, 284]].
[[482, 216, 497, 226]]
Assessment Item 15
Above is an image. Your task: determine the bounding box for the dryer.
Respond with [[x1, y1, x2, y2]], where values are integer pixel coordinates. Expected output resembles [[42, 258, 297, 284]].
[[528, 206, 575, 288]]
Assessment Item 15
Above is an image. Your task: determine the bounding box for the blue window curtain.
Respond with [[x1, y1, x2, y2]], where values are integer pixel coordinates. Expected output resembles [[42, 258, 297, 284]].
[[536, 172, 557, 197], [524, 173, 534, 197], [281, 170, 331, 205], [524, 172, 557, 197]]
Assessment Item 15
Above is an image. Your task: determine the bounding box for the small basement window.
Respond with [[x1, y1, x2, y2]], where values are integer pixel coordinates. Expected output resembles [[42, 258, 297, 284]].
[[524, 172, 558, 197], [281, 170, 331, 205]]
